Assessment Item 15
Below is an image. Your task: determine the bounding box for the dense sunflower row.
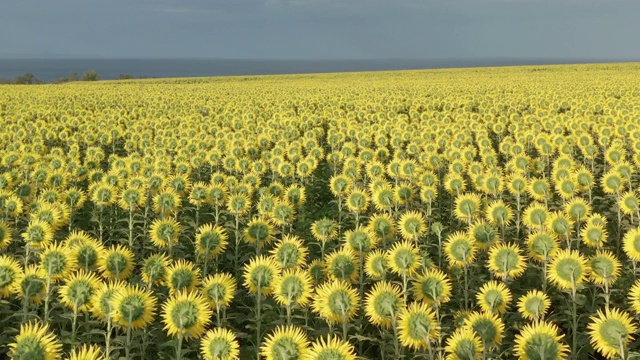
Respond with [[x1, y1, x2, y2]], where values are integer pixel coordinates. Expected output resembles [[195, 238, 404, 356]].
[[1, 63, 640, 359]]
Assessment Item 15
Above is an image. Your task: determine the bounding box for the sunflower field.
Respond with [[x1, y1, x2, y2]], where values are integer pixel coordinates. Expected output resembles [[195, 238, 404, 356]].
[[1, 63, 640, 359]]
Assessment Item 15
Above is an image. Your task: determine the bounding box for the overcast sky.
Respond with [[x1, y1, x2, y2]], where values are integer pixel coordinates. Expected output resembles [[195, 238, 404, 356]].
[[0, 0, 638, 60]]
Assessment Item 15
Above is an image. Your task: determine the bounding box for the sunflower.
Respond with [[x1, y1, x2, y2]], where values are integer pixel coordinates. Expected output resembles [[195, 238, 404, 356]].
[[444, 232, 476, 267], [345, 187, 369, 214], [601, 171, 624, 194], [397, 302, 439, 350], [545, 211, 573, 239], [153, 188, 181, 216], [149, 217, 182, 249], [22, 220, 54, 249], [443, 173, 466, 195], [629, 280, 640, 314], [118, 186, 147, 211], [522, 203, 548, 231], [13, 265, 46, 304], [445, 328, 483, 360], [311, 279, 359, 325], [371, 185, 395, 212], [485, 200, 513, 227], [91, 183, 117, 207], [463, 311, 504, 349], [70, 237, 104, 272], [581, 223, 608, 249], [3, 194, 24, 218], [201, 272, 236, 309], [166, 260, 201, 295], [454, 193, 482, 223], [8, 321, 62, 360], [66, 344, 106, 360], [196, 224, 229, 258], [141, 253, 170, 286], [386, 240, 421, 276], [412, 268, 452, 306], [162, 291, 212, 338], [189, 181, 209, 207], [508, 174, 528, 197], [565, 198, 591, 222], [547, 249, 588, 290], [517, 290, 551, 321], [368, 213, 395, 243], [526, 231, 559, 263], [244, 218, 273, 247], [200, 328, 240, 360], [285, 184, 306, 207], [40, 242, 77, 281], [589, 251, 621, 285], [58, 271, 102, 312], [476, 281, 512, 315], [270, 235, 309, 270], [226, 193, 251, 217], [0, 221, 11, 250], [365, 250, 387, 280], [365, 281, 402, 328], [243, 256, 281, 295], [513, 321, 570, 360], [487, 243, 526, 280], [206, 183, 228, 207], [310, 218, 339, 244], [0, 255, 22, 298], [98, 245, 135, 281], [304, 335, 357, 360], [622, 228, 640, 261], [527, 178, 550, 202], [588, 308, 637, 359], [90, 281, 126, 322], [271, 269, 314, 308], [325, 247, 359, 283], [468, 220, 499, 251], [271, 201, 296, 227], [343, 226, 376, 253], [397, 210, 426, 242], [261, 326, 309, 360], [111, 285, 157, 330]]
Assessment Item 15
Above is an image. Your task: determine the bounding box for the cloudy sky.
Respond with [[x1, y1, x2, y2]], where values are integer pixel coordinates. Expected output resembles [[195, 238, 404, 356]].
[[0, 0, 638, 60]]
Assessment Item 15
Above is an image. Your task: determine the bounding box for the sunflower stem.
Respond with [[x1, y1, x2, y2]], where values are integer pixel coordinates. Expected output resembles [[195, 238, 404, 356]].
[[256, 283, 262, 360], [71, 303, 79, 347], [176, 331, 184, 360], [44, 270, 52, 323], [105, 317, 112, 359], [570, 276, 578, 360]]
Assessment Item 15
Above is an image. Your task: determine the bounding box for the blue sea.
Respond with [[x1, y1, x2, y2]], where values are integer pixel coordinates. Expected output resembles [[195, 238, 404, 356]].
[[0, 58, 631, 83]]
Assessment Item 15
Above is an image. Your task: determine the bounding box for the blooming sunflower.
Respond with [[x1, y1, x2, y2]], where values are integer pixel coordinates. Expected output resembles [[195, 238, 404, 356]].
[[66, 344, 105, 360], [365, 250, 387, 280], [444, 328, 483, 360], [368, 213, 395, 244], [141, 253, 170, 286], [200, 328, 240, 360], [162, 291, 212, 339], [196, 224, 229, 258], [98, 245, 135, 281], [412, 268, 452, 306], [343, 226, 376, 253], [270, 235, 309, 270], [0, 255, 22, 298], [588, 308, 637, 359], [463, 311, 505, 350], [153, 188, 181, 216], [311, 279, 360, 325], [165, 260, 201, 295], [325, 247, 359, 283], [485, 200, 513, 227], [311, 218, 339, 244], [260, 326, 309, 360], [201, 272, 236, 309], [589, 251, 621, 285], [547, 249, 588, 290], [365, 281, 402, 328], [304, 335, 357, 360], [244, 218, 273, 247], [397, 210, 426, 242], [522, 203, 548, 232], [8, 321, 62, 360], [271, 269, 314, 308], [444, 232, 476, 267], [545, 211, 573, 240], [90, 281, 126, 322], [517, 290, 551, 321], [40, 242, 77, 282], [58, 271, 101, 312], [371, 185, 394, 213], [526, 231, 559, 263], [111, 285, 157, 330], [345, 187, 369, 214], [149, 217, 182, 249], [386, 240, 422, 276], [454, 193, 482, 223], [629, 280, 640, 314], [468, 220, 499, 251], [22, 220, 54, 249], [581, 223, 608, 249], [243, 256, 281, 295], [0, 220, 11, 250], [514, 321, 570, 360], [13, 265, 46, 304], [476, 281, 512, 315], [118, 186, 147, 211], [623, 228, 640, 261], [565, 198, 591, 222], [487, 243, 526, 280], [397, 302, 439, 350]]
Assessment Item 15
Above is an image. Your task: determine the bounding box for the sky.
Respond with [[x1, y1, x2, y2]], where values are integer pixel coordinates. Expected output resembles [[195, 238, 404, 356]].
[[0, 0, 638, 60]]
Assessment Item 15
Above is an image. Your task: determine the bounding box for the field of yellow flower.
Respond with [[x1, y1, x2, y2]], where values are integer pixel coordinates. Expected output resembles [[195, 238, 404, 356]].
[[1, 63, 640, 359]]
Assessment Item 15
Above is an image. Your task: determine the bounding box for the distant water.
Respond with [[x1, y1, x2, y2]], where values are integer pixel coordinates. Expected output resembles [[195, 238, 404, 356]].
[[0, 58, 631, 83]]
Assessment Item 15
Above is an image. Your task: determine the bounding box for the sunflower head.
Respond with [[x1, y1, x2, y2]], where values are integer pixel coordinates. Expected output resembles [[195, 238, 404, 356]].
[[365, 250, 387, 280], [445, 328, 483, 360], [0, 221, 12, 250], [165, 260, 201, 296], [305, 335, 357, 360], [485, 200, 513, 227], [454, 193, 482, 223], [444, 232, 476, 267], [14, 265, 46, 304], [365, 281, 402, 328], [325, 247, 359, 283], [260, 326, 309, 360], [90, 281, 126, 322], [162, 291, 212, 339], [345, 187, 369, 214], [270, 235, 309, 270], [548, 249, 589, 290], [311, 279, 360, 324], [589, 251, 621, 285], [202, 273, 236, 308], [196, 224, 228, 258], [468, 220, 499, 251], [40, 242, 77, 281], [463, 311, 505, 349], [343, 226, 376, 253], [243, 256, 281, 295], [22, 220, 54, 249], [398, 210, 426, 241], [368, 213, 395, 242], [311, 218, 339, 243], [398, 302, 439, 350], [487, 243, 526, 280], [200, 328, 240, 360], [8, 322, 62, 360], [244, 218, 273, 246], [514, 321, 570, 360], [517, 290, 551, 321], [111, 285, 157, 330], [272, 269, 314, 307], [58, 271, 101, 312], [386, 240, 421, 276], [98, 245, 135, 281], [0, 255, 22, 298], [141, 253, 170, 286], [153, 188, 181, 216], [623, 228, 640, 261], [588, 308, 638, 359], [526, 231, 559, 263], [67, 344, 105, 360], [149, 217, 182, 249]]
